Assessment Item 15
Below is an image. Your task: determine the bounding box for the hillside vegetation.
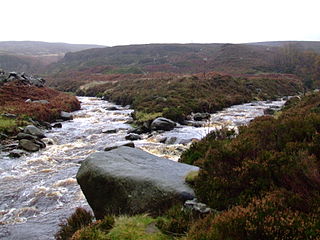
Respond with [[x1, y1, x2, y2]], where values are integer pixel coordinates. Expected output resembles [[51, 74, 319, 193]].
[[75, 72, 302, 123]]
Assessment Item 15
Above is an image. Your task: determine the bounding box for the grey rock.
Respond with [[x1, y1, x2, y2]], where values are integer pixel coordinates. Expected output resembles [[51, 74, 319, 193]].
[[77, 147, 199, 219], [16, 133, 37, 140], [151, 117, 176, 131], [34, 139, 46, 149], [33, 100, 49, 104], [193, 113, 210, 121], [125, 133, 142, 141], [23, 125, 45, 138], [19, 139, 40, 152], [60, 111, 73, 120], [184, 199, 211, 214], [104, 141, 135, 151], [101, 128, 118, 134]]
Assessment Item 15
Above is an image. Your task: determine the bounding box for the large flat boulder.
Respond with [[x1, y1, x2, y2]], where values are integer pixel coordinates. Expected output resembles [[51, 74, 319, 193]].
[[77, 147, 198, 219]]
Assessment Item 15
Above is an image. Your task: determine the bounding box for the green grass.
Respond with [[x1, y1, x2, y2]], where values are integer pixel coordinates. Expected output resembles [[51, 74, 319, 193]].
[[0, 116, 22, 134], [71, 215, 173, 240], [106, 215, 171, 240]]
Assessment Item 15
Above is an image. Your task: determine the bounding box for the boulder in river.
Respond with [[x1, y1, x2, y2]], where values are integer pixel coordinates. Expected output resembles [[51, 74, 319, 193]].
[[151, 117, 176, 131], [19, 139, 40, 152], [104, 141, 135, 151], [23, 125, 45, 138], [76, 147, 199, 219]]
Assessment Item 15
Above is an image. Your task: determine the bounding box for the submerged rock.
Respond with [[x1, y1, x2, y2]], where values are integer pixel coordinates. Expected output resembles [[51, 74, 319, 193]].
[[151, 117, 176, 131], [77, 147, 198, 219]]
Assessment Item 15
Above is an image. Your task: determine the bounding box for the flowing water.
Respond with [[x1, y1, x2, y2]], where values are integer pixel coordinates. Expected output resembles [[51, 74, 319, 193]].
[[0, 97, 285, 239]]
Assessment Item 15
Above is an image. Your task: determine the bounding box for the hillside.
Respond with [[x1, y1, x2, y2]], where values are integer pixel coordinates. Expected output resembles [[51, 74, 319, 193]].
[[49, 43, 279, 75], [249, 41, 320, 53], [0, 41, 104, 73]]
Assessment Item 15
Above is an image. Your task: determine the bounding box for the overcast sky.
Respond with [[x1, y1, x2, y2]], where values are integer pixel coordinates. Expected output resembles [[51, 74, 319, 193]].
[[1, 0, 319, 46]]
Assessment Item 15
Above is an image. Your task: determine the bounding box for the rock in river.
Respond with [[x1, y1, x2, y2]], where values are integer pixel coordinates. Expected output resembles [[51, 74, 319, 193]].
[[19, 139, 40, 152], [23, 125, 45, 138], [104, 141, 135, 151], [151, 117, 176, 131], [77, 147, 199, 219]]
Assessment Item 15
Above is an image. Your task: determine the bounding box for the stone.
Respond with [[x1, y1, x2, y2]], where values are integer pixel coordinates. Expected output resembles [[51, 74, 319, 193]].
[[101, 128, 118, 134], [23, 125, 45, 138], [60, 111, 73, 120], [19, 139, 40, 152], [8, 149, 26, 158], [1, 113, 17, 119], [104, 141, 135, 151], [125, 133, 142, 141], [25, 99, 32, 103], [33, 100, 49, 104], [193, 113, 211, 121], [77, 147, 199, 219], [184, 199, 211, 214], [52, 123, 62, 128], [151, 117, 176, 131], [16, 133, 37, 140]]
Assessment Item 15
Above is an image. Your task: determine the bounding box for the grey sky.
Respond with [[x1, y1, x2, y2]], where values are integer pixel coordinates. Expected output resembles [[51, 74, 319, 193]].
[[1, 0, 319, 46]]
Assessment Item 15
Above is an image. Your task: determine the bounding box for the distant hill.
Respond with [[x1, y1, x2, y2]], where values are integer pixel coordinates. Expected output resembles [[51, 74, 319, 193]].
[[50, 43, 280, 74], [0, 41, 105, 73], [248, 41, 320, 53]]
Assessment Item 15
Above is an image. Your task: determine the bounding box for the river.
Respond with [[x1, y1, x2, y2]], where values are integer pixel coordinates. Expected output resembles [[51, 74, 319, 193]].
[[0, 96, 285, 239]]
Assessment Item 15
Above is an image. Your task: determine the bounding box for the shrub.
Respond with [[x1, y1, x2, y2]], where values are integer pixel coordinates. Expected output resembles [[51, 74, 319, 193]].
[[156, 205, 202, 237], [55, 208, 94, 240]]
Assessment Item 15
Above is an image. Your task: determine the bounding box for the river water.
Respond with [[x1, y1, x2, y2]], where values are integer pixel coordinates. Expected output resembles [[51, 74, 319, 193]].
[[0, 97, 285, 239]]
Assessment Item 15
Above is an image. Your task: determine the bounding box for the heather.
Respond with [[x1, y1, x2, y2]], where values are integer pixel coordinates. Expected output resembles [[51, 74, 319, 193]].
[[178, 92, 320, 239], [94, 72, 302, 123], [0, 81, 80, 133]]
